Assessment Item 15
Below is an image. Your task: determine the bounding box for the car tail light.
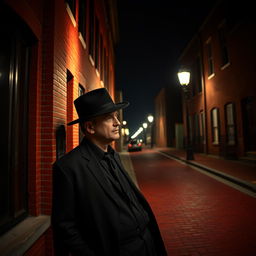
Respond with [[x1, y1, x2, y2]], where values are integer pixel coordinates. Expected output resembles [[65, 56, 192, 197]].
[[128, 144, 132, 147], [138, 143, 142, 147]]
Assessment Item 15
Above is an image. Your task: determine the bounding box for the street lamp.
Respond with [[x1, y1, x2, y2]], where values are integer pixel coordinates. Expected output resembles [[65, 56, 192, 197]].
[[147, 115, 154, 148], [147, 115, 154, 123], [142, 122, 148, 145], [177, 69, 194, 160]]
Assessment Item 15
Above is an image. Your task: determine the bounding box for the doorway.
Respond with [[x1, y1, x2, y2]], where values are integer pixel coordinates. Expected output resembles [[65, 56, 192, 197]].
[[242, 96, 256, 152]]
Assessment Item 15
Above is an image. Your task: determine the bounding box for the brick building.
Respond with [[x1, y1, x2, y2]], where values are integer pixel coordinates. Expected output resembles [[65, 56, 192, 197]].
[[0, 0, 119, 255], [155, 86, 183, 148], [178, 0, 256, 159]]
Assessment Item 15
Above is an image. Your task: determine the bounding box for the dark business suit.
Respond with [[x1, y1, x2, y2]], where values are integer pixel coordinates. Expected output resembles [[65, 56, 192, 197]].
[[52, 138, 167, 256]]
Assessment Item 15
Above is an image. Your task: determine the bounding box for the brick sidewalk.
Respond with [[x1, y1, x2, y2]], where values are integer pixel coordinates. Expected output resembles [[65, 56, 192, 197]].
[[155, 147, 256, 193]]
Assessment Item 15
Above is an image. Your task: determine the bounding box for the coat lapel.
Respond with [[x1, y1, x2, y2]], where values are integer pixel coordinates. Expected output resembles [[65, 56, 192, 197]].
[[79, 140, 120, 206]]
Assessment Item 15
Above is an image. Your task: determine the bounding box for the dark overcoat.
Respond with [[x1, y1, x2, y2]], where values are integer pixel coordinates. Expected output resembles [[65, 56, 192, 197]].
[[52, 138, 167, 256]]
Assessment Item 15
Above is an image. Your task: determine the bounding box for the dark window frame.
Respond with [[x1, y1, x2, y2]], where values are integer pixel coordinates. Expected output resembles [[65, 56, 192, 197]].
[[89, 0, 95, 60], [206, 40, 214, 76], [211, 108, 220, 145], [78, 0, 87, 40], [0, 5, 35, 235], [225, 102, 236, 145], [95, 17, 100, 70], [218, 24, 230, 67]]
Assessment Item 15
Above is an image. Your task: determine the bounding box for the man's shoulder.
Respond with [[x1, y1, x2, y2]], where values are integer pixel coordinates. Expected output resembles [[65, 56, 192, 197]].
[[54, 143, 87, 168]]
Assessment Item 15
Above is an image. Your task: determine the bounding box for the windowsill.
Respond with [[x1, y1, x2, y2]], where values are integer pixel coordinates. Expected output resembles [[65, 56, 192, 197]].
[[95, 69, 100, 77], [79, 32, 86, 49], [89, 55, 95, 66], [66, 3, 76, 27], [0, 215, 50, 255], [220, 62, 230, 70], [208, 73, 215, 80]]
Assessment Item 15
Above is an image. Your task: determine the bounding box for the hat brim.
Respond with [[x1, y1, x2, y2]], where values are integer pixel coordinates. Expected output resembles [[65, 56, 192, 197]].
[[67, 101, 130, 126]]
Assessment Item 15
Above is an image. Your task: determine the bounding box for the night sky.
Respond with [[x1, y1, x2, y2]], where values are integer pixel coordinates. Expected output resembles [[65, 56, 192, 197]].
[[115, 0, 217, 136]]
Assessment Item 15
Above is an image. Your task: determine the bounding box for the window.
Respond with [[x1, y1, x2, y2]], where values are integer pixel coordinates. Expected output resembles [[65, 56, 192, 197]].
[[206, 40, 214, 77], [78, 0, 87, 40], [89, 0, 95, 60], [95, 17, 99, 70], [225, 103, 236, 145], [211, 108, 220, 144], [0, 6, 34, 234], [78, 85, 85, 142], [103, 48, 108, 87], [56, 125, 66, 160], [66, 0, 76, 19], [195, 56, 203, 93], [100, 35, 104, 80], [66, 70, 74, 152], [218, 24, 229, 67]]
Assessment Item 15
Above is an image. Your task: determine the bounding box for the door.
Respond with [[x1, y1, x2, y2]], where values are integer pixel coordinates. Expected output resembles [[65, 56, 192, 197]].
[[242, 97, 256, 152]]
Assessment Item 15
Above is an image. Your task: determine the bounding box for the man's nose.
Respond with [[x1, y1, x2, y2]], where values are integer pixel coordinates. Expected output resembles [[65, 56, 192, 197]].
[[113, 116, 120, 126]]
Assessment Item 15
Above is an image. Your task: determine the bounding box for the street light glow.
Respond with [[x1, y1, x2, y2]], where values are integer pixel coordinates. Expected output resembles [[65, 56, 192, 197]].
[[122, 120, 127, 125], [147, 115, 154, 123], [177, 71, 190, 86], [125, 128, 129, 136], [131, 127, 143, 139], [142, 122, 148, 129]]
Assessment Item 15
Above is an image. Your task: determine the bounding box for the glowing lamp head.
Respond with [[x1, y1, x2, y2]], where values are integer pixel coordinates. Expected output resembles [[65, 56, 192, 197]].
[[147, 115, 154, 123], [177, 71, 190, 86]]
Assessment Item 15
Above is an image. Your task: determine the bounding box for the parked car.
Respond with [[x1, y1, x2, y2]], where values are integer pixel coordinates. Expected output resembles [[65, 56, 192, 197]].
[[127, 139, 142, 152]]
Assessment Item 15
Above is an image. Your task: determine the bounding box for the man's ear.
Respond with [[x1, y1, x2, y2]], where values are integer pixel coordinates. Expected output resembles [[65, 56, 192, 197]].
[[85, 121, 95, 134]]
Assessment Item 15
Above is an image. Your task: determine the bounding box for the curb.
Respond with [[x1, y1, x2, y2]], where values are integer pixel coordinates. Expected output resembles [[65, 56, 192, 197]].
[[157, 150, 256, 194]]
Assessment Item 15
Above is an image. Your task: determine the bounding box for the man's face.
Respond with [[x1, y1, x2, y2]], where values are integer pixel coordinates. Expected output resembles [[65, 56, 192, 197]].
[[90, 111, 121, 143]]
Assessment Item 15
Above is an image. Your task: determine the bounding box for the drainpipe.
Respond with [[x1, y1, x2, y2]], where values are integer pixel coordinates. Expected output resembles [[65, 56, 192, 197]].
[[199, 33, 208, 155]]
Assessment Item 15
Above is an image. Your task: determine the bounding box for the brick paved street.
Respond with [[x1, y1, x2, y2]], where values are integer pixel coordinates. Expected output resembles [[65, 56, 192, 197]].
[[129, 149, 256, 256]]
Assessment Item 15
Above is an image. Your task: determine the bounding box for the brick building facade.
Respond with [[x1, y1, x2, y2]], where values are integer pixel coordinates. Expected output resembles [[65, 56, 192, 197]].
[[0, 0, 119, 255], [178, 0, 256, 159], [155, 86, 182, 148]]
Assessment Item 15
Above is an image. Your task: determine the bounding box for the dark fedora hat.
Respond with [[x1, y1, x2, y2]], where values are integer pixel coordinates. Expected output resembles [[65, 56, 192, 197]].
[[67, 88, 129, 126]]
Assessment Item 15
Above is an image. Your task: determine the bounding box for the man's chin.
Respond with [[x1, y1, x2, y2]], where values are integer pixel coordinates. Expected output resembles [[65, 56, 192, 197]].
[[112, 133, 120, 140]]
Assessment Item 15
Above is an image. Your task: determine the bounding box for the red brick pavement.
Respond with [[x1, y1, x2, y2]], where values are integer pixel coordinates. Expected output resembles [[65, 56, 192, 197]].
[[130, 149, 256, 256]]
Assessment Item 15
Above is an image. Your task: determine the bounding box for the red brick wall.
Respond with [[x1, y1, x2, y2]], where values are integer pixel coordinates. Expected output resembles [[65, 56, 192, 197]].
[[3, 0, 117, 255]]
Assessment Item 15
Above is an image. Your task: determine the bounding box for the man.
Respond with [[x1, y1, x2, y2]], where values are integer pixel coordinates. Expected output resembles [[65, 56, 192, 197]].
[[52, 88, 167, 256]]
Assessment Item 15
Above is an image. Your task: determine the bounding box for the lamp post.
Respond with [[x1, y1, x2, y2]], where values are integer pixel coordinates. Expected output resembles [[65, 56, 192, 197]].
[[147, 115, 154, 148], [177, 70, 194, 160], [142, 122, 148, 145], [122, 120, 128, 146]]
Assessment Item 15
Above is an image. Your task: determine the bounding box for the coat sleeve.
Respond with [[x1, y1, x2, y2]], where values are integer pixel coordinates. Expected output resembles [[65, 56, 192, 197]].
[[51, 162, 96, 256]]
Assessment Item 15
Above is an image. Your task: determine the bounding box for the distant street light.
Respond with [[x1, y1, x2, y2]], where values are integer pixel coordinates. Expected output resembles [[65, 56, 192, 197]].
[[177, 69, 194, 160], [147, 115, 154, 123], [122, 120, 127, 126], [142, 123, 148, 145], [147, 115, 154, 148], [142, 122, 148, 129]]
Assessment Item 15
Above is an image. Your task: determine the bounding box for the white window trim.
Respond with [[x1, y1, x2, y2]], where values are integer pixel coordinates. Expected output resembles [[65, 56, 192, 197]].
[[89, 55, 95, 66], [66, 3, 76, 27], [79, 32, 86, 50]]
